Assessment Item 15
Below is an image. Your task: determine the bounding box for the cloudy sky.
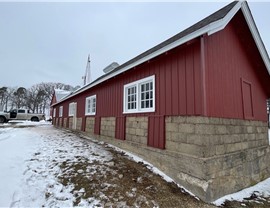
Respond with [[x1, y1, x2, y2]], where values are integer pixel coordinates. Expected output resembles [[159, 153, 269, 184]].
[[0, 1, 269, 88]]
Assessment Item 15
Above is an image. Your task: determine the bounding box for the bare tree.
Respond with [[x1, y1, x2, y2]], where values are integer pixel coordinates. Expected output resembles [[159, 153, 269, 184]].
[[0, 87, 7, 111], [2, 82, 78, 114], [13, 87, 27, 109]]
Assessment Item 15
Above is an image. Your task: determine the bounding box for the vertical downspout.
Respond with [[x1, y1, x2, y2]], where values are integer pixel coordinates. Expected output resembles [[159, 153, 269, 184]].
[[200, 35, 207, 116]]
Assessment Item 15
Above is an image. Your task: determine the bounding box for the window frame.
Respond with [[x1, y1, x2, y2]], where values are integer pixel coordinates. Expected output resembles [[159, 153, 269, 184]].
[[123, 75, 155, 114], [59, 106, 63, 117], [85, 95, 97, 116], [68, 102, 75, 116]]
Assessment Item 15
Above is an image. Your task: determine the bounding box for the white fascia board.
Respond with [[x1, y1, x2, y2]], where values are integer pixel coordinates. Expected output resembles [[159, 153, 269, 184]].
[[208, 1, 242, 35], [55, 2, 244, 105], [241, 2, 270, 75]]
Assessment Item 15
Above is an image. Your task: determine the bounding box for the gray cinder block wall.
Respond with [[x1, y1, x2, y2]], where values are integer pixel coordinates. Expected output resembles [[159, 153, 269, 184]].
[[85, 117, 95, 134]]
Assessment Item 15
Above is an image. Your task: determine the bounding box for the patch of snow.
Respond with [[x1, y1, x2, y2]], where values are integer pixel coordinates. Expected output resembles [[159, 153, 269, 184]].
[[9, 120, 51, 126], [213, 177, 270, 206], [0, 124, 112, 207], [0, 127, 42, 207]]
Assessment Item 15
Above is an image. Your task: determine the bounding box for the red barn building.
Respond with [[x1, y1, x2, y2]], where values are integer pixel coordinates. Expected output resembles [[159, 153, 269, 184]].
[[51, 1, 270, 202]]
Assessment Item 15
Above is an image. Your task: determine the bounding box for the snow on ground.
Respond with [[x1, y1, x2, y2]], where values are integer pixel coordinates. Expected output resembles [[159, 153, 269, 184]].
[[0, 122, 112, 207], [0, 126, 42, 207], [213, 178, 270, 206]]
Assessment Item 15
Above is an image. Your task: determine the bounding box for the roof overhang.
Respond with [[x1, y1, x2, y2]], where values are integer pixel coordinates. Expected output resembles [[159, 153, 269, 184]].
[[52, 1, 270, 107]]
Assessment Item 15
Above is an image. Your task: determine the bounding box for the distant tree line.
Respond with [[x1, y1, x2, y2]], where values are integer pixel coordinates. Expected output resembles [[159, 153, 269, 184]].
[[0, 82, 79, 114]]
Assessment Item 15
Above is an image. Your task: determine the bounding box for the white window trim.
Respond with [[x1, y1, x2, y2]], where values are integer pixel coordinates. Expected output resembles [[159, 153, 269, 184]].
[[53, 108, 56, 117], [123, 75, 155, 114], [59, 106, 63, 117], [85, 95, 96, 116], [69, 102, 75, 116]]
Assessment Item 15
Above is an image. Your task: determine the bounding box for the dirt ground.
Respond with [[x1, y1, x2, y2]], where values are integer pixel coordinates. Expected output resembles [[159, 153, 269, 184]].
[[55, 133, 215, 208]]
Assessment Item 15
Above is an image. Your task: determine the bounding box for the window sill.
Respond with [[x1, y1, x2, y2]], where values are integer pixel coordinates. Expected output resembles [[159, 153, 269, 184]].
[[85, 113, 96, 116], [123, 108, 155, 114]]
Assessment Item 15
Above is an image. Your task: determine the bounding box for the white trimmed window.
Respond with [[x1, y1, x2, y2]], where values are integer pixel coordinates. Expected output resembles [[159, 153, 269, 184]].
[[69, 102, 75, 116], [85, 95, 96, 115], [123, 75, 155, 113], [53, 108, 56, 117], [59, 106, 63, 117]]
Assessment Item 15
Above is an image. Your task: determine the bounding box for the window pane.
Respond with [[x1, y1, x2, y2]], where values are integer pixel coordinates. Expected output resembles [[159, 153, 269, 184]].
[[141, 92, 145, 100], [146, 92, 149, 99], [146, 83, 149, 91], [146, 100, 149, 108]]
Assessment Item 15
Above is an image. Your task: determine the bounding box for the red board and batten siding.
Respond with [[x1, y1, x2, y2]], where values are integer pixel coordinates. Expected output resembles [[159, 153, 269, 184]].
[[54, 40, 203, 149], [205, 11, 269, 121]]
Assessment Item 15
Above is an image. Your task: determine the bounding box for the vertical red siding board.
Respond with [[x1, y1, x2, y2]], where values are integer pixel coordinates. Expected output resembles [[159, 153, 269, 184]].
[[165, 56, 172, 115], [119, 81, 122, 116], [155, 62, 160, 115], [194, 42, 202, 115], [111, 84, 113, 116], [159, 116, 165, 149], [151, 117, 157, 148], [159, 60, 166, 115], [186, 46, 195, 115], [103, 88, 105, 116], [171, 53, 179, 115], [94, 117, 100, 135], [201, 35, 209, 116], [154, 117, 159, 148], [117, 116, 126, 140], [116, 82, 119, 116], [178, 51, 187, 115], [115, 118, 119, 139], [148, 116, 165, 149]]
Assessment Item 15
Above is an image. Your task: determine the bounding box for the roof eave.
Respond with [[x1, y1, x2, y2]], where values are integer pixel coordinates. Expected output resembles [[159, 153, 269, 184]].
[[207, 1, 241, 35]]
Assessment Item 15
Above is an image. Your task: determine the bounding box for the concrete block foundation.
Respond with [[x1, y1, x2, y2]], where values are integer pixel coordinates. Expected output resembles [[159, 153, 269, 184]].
[[55, 115, 270, 202]]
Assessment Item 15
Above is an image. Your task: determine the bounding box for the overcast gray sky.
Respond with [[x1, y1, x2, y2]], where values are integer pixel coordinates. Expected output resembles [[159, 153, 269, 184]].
[[0, 1, 269, 88]]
